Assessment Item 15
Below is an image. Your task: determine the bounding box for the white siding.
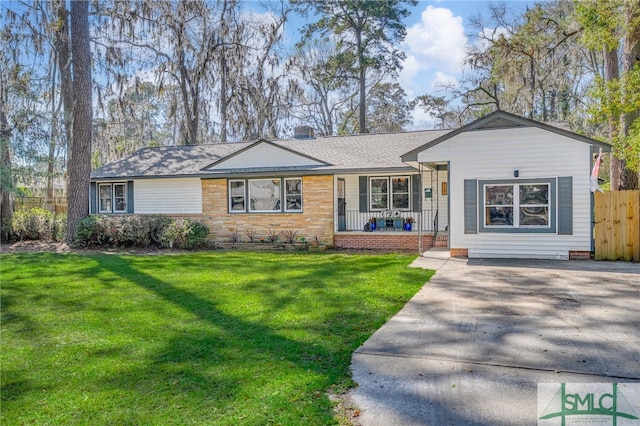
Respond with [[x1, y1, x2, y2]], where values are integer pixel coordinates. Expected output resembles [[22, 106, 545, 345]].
[[421, 169, 448, 231], [134, 178, 202, 214], [343, 174, 360, 209], [418, 127, 592, 259], [207, 142, 323, 170]]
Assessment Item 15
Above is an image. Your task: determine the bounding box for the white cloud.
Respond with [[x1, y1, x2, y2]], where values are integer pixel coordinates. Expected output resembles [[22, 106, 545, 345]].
[[399, 5, 467, 106], [404, 6, 467, 73]]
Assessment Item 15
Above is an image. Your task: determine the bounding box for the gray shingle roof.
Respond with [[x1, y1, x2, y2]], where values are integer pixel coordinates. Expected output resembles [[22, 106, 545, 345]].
[[91, 130, 449, 179], [92, 142, 252, 178]]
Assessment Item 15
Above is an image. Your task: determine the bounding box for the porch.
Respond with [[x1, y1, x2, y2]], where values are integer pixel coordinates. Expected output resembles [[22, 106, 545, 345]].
[[338, 209, 440, 233], [333, 210, 448, 252]]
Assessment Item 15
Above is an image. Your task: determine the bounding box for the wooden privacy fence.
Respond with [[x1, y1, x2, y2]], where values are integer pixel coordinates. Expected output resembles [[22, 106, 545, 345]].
[[13, 197, 68, 214], [594, 190, 640, 261]]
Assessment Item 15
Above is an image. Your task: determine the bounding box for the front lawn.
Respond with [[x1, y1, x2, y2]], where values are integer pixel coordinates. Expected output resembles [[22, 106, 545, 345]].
[[1, 252, 432, 425]]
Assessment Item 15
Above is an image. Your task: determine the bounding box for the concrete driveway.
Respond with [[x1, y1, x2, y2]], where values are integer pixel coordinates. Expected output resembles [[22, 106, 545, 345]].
[[349, 254, 640, 425]]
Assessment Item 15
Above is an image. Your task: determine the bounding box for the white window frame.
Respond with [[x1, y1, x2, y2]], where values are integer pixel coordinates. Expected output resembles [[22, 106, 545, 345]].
[[284, 178, 303, 212], [483, 183, 550, 229], [98, 182, 127, 214], [228, 179, 246, 213], [369, 176, 411, 212], [113, 183, 127, 213], [98, 183, 113, 213], [228, 178, 304, 214], [391, 176, 410, 210], [248, 179, 281, 213]]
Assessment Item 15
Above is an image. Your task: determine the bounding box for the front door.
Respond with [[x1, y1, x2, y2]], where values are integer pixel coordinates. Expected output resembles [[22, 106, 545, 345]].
[[338, 178, 346, 231]]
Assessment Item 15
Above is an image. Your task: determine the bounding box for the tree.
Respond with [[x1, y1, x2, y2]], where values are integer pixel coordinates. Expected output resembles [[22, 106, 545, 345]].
[[66, 0, 93, 241], [1, 1, 71, 208], [292, 0, 417, 134], [289, 38, 358, 136], [577, 0, 640, 189], [92, 81, 176, 167], [225, 3, 294, 140], [459, 1, 590, 125], [365, 82, 412, 133], [412, 94, 461, 129], [97, 0, 220, 145]]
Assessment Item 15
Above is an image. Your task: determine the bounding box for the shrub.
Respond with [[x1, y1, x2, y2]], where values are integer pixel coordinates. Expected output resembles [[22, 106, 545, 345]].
[[266, 227, 280, 243], [53, 213, 67, 242], [281, 228, 298, 244], [244, 229, 258, 243], [11, 207, 58, 241], [160, 218, 209, 249], [74, 215, 172, 248]]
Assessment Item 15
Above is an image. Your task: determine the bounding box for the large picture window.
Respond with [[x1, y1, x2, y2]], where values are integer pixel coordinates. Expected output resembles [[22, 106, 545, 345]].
[[98, 182, 127, 213], [249, 179, 281, 212], [369, 176, 410, 211], [484, 182, 550, 228], [228, 178, 302, 213]]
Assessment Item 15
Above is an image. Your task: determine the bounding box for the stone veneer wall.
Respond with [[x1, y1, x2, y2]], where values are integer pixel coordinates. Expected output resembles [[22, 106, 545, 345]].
[[201, 175, 334, 244]]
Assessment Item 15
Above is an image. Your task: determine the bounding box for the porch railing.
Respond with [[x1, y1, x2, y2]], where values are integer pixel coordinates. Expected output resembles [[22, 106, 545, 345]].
[[339, 210, 435, 232]]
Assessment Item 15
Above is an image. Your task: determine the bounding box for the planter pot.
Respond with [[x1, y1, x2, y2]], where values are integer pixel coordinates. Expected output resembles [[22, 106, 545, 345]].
[[404, 223, 413, 231]]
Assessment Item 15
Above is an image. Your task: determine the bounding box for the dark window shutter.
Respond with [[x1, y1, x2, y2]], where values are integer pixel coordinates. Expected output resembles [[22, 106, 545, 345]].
[[464, 179, 477, 234], [127, 181, 134, 213], [89, 182, 97, 214], [359, 176, 368, 213], [557, 176, 572, 235], [411, 174, 420, 212]]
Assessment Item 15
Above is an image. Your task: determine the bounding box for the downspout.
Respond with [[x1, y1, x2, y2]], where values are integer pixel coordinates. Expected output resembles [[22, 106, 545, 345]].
[[447, 161, 451, 249], [435, 168, 439, 238], [590, 146, 595, 253], [418, 163, 424, 255]]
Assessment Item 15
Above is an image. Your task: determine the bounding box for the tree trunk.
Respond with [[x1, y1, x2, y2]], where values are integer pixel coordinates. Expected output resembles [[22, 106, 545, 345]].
[[0, 100, 12, 242], [48, 51, 58, 200], [66, 0, 93, 242], [618, 5, 640, 189], [56, 0, 74, 163], [603, 45, 623, 190], [49, 0, 73, 199], [356, 25, 366, 134], [220, 54, 228, 143]]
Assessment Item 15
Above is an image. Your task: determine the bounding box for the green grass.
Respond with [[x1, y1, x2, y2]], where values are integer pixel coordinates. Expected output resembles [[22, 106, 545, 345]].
[[1, 251, 432, 425]]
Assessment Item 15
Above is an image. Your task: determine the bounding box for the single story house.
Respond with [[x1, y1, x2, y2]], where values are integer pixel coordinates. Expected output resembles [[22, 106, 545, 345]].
[[90, 111, 610, 259]]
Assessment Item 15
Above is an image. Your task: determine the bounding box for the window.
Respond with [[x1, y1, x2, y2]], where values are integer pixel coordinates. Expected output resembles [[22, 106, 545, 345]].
[[284, 178, 302, 212], [98, 182, 127, 213], [519, 184, 549, 226], [99, 184, 112, 213], [249, 179, 281, 212], [391, 177, 410, 209], [484, 182, 550, 228], [113, 183, 127, 212], [229, 180, 246, 212], [485, 185, 514, 226], [369, 176, 410, 211], [370, 178, 388, 210], [229, 178, 302, 213]]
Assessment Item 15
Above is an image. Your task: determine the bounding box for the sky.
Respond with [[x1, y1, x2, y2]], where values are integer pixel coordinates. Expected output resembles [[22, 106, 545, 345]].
[[398, 1, 536, 126], [1, 0, 538, 131], [286, 0, 538, 128]]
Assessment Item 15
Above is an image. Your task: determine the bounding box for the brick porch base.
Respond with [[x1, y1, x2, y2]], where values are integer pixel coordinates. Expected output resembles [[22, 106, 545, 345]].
[[333, 233, 437, 251]]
